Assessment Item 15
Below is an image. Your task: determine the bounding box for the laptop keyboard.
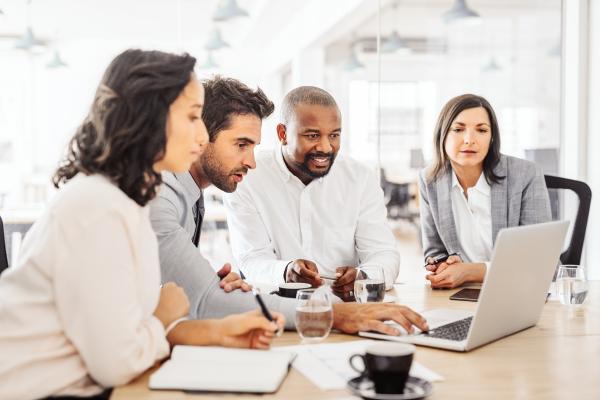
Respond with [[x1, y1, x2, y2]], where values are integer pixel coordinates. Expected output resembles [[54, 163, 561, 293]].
[[423, 316, 473, 341]]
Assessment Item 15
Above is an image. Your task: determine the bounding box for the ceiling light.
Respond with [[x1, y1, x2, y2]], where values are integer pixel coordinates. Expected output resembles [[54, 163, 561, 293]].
[[442, 0, 481, 24], [14, 26, 45, 51], [342, 49, 365, 71], [481, 58, 501, 73], [213, 0, 248, 22], [381, 31, 411, 54], [199, 52, 219, 69], [205, 28, 229, 50], [46, 50, 68, 68]]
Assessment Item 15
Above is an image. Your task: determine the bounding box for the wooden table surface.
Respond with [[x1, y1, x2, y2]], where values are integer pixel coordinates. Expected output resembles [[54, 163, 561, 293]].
[[111, 282, 600, 400]]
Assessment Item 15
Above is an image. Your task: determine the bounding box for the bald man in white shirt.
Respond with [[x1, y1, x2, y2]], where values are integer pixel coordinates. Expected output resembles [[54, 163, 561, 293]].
[[224, 86, 400, 301]]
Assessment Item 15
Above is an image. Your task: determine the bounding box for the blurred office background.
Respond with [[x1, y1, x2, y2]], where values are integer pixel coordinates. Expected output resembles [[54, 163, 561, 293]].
[[1, 0, 598, 278]]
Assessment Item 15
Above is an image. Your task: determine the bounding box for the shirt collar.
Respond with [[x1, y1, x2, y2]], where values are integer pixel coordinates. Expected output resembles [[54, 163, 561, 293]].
[[174, 171, 203, 204], [451, 170, 491, 196], [274, 146, 292, 182]]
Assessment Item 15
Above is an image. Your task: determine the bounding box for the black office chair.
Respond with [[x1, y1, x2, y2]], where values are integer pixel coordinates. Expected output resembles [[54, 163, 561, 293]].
[[380, 169, 418, 224], [544, 175, 592, 265], [0, 215, 8, 275]]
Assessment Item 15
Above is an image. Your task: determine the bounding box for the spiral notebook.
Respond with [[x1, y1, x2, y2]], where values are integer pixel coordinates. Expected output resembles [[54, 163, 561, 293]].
[[149, 345, 296, 393]]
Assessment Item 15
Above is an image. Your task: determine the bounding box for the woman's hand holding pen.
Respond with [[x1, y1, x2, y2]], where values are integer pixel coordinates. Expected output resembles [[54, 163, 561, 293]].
[[214, 310, 285, 349], [426, 254, 462, 273]]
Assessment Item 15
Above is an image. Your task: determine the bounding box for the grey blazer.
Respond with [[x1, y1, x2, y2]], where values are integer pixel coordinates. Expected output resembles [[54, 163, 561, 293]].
[[418, 154, 552, 262]]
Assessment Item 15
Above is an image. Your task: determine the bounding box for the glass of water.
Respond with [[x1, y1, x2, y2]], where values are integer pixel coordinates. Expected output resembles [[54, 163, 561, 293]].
[[556, 265, 588, 305], [295, 288, 333, 342], [354, 266, 386, 303]]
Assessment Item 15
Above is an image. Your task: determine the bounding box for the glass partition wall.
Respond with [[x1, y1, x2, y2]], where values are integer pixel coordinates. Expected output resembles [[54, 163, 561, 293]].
[[0, 0, 563, 275]]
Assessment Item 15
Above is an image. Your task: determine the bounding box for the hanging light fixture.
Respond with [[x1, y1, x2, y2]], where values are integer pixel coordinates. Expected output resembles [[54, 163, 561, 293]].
[[381, 31, 411, 54], [205, 28, 229, 50], [481, 57, 501, 73], [342, 47, 365, 71], [14, 26, 45, 51], [442, 0, 481, 24], [46, 50, 68, 69], [547, 42, 561, 58], [199, 52, 219, 69], [212, 0, 248, 22]]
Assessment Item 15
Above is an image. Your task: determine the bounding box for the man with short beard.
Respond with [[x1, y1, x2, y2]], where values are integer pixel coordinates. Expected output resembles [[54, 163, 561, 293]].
[[151, 77, 428, 335], [224, 86, 400, 302]]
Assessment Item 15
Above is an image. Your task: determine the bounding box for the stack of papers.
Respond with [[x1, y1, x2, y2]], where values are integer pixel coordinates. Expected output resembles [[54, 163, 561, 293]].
[[277, 340, 443, 390]]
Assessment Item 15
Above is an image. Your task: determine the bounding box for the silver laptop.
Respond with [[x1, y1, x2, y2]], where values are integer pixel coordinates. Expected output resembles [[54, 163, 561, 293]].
[[360, 220, 569, 352]]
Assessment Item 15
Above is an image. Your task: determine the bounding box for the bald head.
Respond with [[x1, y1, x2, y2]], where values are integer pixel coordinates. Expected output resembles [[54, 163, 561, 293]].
[[280, 86, 339, 125]]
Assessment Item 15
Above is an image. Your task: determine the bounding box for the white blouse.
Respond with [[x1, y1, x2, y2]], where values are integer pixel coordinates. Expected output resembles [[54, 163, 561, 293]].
[[0, 174, 169, 400], [450, 171, 493, 263]]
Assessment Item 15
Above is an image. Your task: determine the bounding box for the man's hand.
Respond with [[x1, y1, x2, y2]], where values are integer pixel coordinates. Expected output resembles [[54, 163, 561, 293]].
[[331, 266, 357, 302], [285, 259, 323, 287], [331, 303, 429, 335], [426, 262, 486, 289], [425, 254, 462, 273], [217, 263, 252, 293]]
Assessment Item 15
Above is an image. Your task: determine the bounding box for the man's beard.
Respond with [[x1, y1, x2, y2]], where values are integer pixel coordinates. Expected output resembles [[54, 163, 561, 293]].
[[297, 151, 336, 178], [199, 147, 247, 193]]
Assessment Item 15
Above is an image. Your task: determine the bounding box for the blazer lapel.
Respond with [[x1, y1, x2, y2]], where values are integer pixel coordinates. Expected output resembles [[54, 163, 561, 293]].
[[436, 170, 463, 254], [491, 157, 508, 243]]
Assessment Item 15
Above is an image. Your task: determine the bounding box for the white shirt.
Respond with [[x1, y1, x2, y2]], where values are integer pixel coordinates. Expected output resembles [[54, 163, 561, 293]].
[[0, 175, 169, 400], [451, 171, 493, 263], [223, 148, 400, 288]]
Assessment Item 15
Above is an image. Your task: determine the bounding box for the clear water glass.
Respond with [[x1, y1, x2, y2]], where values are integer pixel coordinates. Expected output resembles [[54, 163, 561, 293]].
[[354, 266, 386, 303], [556, 265, 588, 305], [295, 287, 333, 342]]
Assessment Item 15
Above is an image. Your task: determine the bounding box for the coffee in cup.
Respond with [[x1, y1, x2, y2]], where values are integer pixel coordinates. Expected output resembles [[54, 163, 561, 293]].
[[349, 342, 415, 394], [277, 282, 312, 298]]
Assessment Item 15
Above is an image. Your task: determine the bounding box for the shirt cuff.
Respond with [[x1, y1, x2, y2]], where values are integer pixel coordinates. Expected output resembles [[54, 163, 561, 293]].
[[149, 316, 171, 361]]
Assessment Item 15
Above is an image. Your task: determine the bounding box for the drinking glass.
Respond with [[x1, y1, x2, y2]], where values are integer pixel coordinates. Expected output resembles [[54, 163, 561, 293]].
[[354, 266, 385, 303], [556, 265, 588, 305], [295, 288, 333, 342]]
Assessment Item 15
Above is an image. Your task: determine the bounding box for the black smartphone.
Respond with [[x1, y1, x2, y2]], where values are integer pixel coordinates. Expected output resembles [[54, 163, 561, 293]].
[[449, 288, 480, 302]]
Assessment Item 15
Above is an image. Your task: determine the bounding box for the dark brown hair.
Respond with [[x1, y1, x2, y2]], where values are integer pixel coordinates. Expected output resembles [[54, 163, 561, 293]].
[[427, 94, 504, 184], [202, 75, 274, 142], [53, 49, 196, 206]]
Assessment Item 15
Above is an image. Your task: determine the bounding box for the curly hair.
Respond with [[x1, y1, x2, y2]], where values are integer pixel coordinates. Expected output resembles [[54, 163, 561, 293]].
[[201, 75, 274, 142], [53, 49, 197, 206]]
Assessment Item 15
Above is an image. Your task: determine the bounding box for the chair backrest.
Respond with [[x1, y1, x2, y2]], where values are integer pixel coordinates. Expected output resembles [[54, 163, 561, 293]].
[[0, 215, 8, 274], [544, 175, 592, 265]]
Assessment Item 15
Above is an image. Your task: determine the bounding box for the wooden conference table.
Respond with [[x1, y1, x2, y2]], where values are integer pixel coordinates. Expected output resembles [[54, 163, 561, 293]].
[[112, 282, 600, 400]]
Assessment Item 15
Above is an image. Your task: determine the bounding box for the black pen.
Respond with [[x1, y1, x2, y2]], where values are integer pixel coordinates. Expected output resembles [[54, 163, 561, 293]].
[[424, 252, 460, 268], [252, 288, 282, 336]]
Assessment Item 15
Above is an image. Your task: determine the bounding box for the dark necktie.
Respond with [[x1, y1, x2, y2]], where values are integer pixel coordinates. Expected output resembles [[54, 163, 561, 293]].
[[192, 197, 204, 247]]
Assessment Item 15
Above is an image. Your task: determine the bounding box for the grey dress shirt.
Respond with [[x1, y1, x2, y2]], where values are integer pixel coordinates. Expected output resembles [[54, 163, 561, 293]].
[[150, 171, 297, 328], [418, 154, 552, 262]]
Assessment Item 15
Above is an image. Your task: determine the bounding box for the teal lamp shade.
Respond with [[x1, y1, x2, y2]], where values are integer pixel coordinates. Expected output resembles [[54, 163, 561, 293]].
[[213, 0, 248, 21], [442, 0, 481, 24], [205, 28, 229, 50]]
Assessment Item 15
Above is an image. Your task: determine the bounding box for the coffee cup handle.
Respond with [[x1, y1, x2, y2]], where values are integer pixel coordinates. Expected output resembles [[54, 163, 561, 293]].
[[349, 354, 366, 374]]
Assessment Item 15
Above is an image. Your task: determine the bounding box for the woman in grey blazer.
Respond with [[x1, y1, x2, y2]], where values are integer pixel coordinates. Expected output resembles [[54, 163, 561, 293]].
[[419, 94, 551, 289]]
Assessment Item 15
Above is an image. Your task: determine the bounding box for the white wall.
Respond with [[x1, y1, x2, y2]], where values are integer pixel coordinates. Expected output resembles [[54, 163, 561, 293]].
[[585, 0, 600, 279]]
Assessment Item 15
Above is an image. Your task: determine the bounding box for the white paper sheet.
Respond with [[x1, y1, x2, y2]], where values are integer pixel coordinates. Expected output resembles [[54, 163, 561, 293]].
[[277, 340, 443, 391]]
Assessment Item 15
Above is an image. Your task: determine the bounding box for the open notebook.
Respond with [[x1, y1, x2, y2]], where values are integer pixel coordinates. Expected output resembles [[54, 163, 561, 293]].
[[149, 345, 296, 393]]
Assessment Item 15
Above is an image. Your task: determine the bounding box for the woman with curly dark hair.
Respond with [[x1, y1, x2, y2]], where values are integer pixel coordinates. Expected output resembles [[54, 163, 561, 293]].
[[0, 49, 283, 400]]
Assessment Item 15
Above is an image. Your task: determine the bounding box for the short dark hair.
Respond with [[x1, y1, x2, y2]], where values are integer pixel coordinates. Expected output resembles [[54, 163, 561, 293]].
[[202, 76, 274, 142], [53, 49, 196, 206], [427, 94, 504, 184], [280, 86, 338, 124]]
